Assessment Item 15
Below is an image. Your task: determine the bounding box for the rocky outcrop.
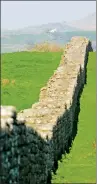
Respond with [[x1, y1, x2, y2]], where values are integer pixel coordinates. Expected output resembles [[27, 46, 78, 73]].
[[0, 37, 93, 184]]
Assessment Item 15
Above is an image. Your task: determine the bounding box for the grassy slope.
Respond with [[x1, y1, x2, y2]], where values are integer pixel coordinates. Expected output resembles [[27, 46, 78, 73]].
[[52, 52, 96, 183], [1, 51, 62, 111]]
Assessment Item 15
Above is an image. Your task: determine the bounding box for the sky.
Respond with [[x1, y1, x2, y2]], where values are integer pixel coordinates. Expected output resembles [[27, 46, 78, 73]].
[[1, 1, 96, 30]]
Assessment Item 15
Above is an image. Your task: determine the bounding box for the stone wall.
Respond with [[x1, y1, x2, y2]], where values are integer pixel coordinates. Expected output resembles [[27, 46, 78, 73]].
[[0, 37, 93, 184]]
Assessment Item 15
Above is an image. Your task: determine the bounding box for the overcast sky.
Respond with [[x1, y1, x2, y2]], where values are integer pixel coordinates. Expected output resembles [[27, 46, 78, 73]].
[[1, 1, 96, 30]]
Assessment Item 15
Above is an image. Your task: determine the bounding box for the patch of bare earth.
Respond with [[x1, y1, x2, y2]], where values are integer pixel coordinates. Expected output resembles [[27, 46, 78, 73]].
[[28, 42, 64, 52]]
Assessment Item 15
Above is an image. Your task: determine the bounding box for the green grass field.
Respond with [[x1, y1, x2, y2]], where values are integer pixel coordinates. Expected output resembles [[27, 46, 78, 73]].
[[1, 51, 96, 183], [1, 51, 62, 111], [51, 52, 96, 183]]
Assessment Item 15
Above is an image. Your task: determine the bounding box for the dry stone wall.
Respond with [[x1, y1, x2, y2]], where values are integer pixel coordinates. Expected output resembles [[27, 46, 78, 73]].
[[0, 37, 93, 184]]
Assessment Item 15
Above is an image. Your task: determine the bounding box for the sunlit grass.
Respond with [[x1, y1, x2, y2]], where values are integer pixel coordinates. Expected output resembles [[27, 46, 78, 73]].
[[1, 51, 62, 111]]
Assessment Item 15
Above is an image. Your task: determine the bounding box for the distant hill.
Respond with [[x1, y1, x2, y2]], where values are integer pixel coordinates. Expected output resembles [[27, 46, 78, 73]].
[[1, 31, 96, 53], [68, 12, 96, 31], [1, 12, 96, 53], [1, 22, 80, 37]]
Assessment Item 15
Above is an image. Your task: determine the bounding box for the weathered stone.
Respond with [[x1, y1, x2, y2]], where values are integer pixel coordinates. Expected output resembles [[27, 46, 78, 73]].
[[1, 106, 17, 118]]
